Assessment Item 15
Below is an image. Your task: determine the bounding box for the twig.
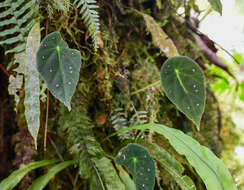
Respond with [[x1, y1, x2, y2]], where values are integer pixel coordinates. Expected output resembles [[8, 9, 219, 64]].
[[199, 7, 212, 23], [0, 64, 10, 77], [193, 33, 235, 77], [215, 42, 241, 65], [45, 18, 49, 36], [186, 19, 241, 65], [131, 80, 160, 95]]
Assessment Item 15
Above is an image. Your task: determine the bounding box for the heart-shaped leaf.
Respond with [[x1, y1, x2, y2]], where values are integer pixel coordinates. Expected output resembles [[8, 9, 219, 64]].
[[160, 56, 206, 129], [37, 32, 81, 110], [116, 143, 155, 190]]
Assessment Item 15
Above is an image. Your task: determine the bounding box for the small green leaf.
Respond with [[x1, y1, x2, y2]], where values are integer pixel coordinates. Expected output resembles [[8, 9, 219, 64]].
[[24, 22, 41, 149], [28, 160, 75, 190], [116, 143, 155, 190], [160, 56, 206, 129], [208, 0, 222, 15], [117, 166, 136, 190], [36, 32, 81, 110], [0, 159, 58, 190], [110, 124, 238, 190]]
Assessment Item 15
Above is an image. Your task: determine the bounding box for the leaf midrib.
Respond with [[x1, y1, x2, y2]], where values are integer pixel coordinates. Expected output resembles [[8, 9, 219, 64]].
[[175, 69, 188, 93], [57, 46, 67, 103]]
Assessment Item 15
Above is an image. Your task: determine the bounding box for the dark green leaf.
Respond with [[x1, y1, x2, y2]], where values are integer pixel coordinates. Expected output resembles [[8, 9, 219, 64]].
[[116, 143, 155, 190], [160, 56, 206, 129], [36, 32, 81, 110], [0, 159, 58, 190]]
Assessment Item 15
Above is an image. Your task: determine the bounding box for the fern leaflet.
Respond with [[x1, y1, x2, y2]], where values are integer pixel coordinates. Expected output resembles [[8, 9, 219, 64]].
[[0, 0, 38, 54], [46, 0, 71, 18], [129, 110, 148, 125], [111, 107, 148, 140], [111, 108, 132, 140], [74, 0, 100, 49]]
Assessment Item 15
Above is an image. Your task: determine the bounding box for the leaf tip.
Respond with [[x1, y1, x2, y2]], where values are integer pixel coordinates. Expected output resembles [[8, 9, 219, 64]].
[[65, 103, 71, 111], [34, 142, 37, 150], [33, 137, 38, 150], [196, 123, 201, 131]]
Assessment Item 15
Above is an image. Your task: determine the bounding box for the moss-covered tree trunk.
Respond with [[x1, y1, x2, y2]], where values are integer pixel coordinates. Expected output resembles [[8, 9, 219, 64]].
[[0, 0, 239, 189]]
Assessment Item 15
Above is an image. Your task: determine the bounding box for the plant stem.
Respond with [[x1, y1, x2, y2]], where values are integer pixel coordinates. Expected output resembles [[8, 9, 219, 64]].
[[130, 80, 160, 95], [44, 90, 49, 151], [44, 19, 49, 151]]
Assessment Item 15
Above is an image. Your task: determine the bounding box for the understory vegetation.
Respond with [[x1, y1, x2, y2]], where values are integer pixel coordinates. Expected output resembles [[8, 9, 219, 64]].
[[0, 0, 244, 190]]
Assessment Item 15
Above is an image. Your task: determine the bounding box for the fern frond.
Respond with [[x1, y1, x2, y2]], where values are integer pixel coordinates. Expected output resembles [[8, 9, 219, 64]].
[[0, 0, 38, 54], [54, 0, 70, 12], [111, 107, 148, 139], [59, 94, 124, 189], [129, 110, 148, 125], [74, 0, 100, 50], [46, 0, 71, 18], [111, 108, 133, 140], [59, 104, 103, 179]]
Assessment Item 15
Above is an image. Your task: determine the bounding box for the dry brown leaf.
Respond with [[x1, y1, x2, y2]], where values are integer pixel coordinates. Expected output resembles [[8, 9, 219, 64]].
[[140, 12, 179, 57]]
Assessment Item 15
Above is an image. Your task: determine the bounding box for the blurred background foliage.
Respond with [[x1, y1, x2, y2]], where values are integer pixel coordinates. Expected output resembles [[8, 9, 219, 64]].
[[198, 0, 244, 187]]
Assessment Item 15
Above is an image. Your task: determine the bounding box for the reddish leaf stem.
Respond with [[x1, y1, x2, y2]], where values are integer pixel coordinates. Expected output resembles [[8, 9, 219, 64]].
[[0, 64, 10, 77]]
